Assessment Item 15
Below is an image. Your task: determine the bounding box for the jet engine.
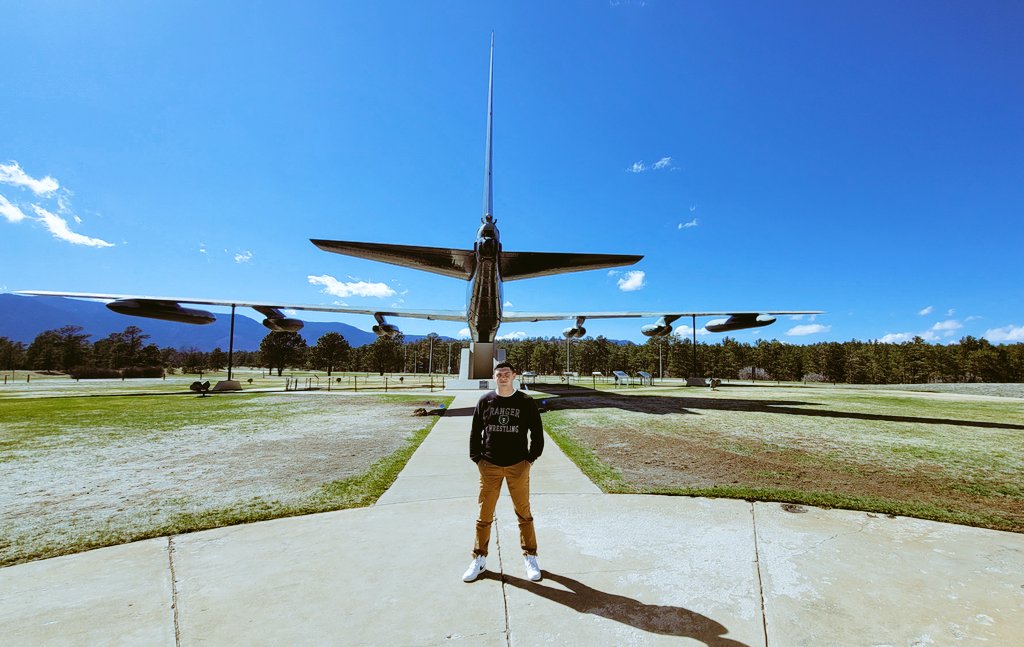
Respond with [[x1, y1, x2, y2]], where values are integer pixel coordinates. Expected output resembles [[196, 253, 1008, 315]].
[[562, 326, 587, 339], [106, 299, 216, 325], [254, 306, 304, 333], [372, 314, 401, 338], [640, 323, 672, 337], [562, 316, 587, 339], [641, 315, 680, 338], [704, 313, 777, 333]]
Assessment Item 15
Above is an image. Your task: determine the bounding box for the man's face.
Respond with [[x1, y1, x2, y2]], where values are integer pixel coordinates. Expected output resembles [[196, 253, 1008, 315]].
[[494, 367, 515, 386]]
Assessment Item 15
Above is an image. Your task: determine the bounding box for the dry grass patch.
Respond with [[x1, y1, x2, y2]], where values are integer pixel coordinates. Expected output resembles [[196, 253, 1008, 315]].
[[541, 383, 1024, 532], [1, 391, 451, 566]]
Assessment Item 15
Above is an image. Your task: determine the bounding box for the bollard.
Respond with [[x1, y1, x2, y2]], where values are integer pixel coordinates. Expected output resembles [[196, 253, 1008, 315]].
[[384, 377, 388, 393], [354, 376, 358, 392], [27, 374, 31, 383]]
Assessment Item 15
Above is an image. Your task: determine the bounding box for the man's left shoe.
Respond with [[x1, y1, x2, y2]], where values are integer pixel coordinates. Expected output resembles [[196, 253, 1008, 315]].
[[524, 555, 542, 581]]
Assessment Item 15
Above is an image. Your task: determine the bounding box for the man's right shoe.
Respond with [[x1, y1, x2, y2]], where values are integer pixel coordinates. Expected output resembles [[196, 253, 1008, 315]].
[[462, 556, 486, 582]]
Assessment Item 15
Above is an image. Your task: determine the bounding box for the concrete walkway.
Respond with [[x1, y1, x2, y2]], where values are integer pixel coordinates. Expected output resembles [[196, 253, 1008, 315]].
[[2, 390, 1023, 646]]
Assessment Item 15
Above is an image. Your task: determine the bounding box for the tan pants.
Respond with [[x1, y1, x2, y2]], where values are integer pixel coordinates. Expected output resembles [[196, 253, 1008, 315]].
[[473, 459, 537, 557]]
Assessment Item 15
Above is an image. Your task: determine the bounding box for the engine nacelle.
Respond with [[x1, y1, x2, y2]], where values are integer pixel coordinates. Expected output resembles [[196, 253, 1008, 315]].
[[107, 299, 216, 325], [253, 305, 304, 333], [705, 313, 777, 333], [372, 323, 401, 338], [262, 318, 304, 333], [641, 324, 673, 338], [562, 326, 586, 339]]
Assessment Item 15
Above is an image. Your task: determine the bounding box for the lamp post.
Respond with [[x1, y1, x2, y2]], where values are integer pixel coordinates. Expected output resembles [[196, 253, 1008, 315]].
[[692, 314, 698, 376], [447, 342, 454, 374], [427, 332, 437, 374]]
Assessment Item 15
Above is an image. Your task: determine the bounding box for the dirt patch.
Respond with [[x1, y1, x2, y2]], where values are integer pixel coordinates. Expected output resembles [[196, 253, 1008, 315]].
[[542, 385, 1024, 532]]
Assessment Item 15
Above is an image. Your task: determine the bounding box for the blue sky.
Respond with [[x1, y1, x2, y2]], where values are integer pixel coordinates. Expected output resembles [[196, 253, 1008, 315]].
[[2, 1, 1022, 345]]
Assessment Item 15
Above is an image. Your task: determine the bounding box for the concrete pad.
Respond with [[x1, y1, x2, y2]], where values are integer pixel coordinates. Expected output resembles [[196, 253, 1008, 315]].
[[171, 500, 507, 646], [0, 538, 175, 647], [754, 502, 1024, 646], [494, 494, 764, 646]]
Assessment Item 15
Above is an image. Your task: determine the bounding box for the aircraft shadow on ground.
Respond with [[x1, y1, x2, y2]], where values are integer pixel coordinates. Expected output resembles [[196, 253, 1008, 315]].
[[532, 385, 1024, 431], [481, 571, 748, 646]]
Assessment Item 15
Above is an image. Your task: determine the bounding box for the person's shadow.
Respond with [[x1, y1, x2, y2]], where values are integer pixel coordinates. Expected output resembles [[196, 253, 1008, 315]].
[[487, 571, 750, 646]]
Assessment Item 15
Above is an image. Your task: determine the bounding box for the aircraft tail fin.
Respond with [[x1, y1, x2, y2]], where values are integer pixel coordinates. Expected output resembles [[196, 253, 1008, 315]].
[[483, 31, 495, 221], [500, 251, 643, 281], [311, 239, 475, 280]]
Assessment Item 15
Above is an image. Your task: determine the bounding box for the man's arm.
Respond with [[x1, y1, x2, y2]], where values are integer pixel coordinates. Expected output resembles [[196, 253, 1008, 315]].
[[525, 397, 544, 463], [469, 400, 485, 463]]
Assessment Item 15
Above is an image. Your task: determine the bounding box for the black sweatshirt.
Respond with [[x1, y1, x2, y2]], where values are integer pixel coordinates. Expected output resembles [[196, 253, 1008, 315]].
[[469, 390, 544, 466]]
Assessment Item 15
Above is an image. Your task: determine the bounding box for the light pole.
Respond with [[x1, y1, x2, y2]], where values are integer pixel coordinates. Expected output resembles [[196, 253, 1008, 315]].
[[427, 333, 437, 374], [447, 342, 454, 374]]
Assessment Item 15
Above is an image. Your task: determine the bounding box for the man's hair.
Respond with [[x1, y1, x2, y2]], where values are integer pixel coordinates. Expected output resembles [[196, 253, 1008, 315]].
[[494, 361, 515, 373]]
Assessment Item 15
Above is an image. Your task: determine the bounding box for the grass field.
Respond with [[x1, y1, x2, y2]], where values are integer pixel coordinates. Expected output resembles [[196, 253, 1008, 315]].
[[3, 373, 1022, 567], [540, 382, 1024, 533], [0, 377, 451, 567]]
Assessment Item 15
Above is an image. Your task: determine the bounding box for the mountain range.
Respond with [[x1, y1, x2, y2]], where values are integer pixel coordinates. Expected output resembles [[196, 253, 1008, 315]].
[[0, 293, 443, 350]]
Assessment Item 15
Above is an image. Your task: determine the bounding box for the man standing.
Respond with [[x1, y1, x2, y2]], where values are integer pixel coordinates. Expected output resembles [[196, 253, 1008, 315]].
[[462, 361, 544, 583]]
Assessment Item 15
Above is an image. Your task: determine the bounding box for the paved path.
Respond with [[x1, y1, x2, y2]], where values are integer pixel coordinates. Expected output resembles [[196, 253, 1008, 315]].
[[2, 390, 1023, 645]]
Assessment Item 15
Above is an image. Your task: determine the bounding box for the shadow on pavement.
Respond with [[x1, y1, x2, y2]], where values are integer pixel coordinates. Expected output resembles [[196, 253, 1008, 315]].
[[493, 571, 750, 646], [534, 385, 1024, 431]]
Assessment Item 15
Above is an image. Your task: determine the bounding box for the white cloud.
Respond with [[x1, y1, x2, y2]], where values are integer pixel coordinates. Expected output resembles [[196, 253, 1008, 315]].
[[198, 244, 208, 255], [607, 270, 620, 277], [786, 324, 831, 336], [308, 274, 396, 298], [984, 324, 1024, 343], [234, 250, 253, 264], [918, 306, 934, 316], [879, 331, 939, 343], [678, 218, 698, 230], [879, 332, 912, 344], [946, 308, 956, 317], [689, 204, 697, 212], [32, 206, 113, 247], [627, 155, 673, 173], [0, 161, 59, 195], [504, 300, 514, 307], [931, 319, 963, 337], [673, 324, 710, 338], [457, 328, 471, 339], [616, 270, 646, 292], [497, 331, 527, 341], [0, 194, 28, 223]]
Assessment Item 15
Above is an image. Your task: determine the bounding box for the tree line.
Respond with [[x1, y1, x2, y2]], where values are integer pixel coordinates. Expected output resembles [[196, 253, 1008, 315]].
[[3, 325, 1023, 384]]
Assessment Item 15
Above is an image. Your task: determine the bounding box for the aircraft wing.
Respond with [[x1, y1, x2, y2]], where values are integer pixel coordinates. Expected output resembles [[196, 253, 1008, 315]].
[[502, 310, 822, 322], [15, 291, 468, 322]]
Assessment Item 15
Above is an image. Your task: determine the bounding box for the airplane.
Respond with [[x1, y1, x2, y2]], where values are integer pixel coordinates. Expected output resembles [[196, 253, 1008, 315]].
[[18, 35, 821, 382]]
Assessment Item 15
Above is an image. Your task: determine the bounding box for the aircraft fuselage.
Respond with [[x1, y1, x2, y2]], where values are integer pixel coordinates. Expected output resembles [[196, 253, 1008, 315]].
[[467, 216, 503, 342]]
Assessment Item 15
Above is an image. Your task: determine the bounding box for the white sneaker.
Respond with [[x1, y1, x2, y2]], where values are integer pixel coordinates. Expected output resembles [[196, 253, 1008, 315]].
[[462, 556, 486, 582], [524, 555, 542, 581]]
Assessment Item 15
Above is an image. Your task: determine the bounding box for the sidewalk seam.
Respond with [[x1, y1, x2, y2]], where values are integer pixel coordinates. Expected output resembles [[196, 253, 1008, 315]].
[[167, 536, 182, 647], [495, 516, 511, 647], [750, 503, 769, 647]]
